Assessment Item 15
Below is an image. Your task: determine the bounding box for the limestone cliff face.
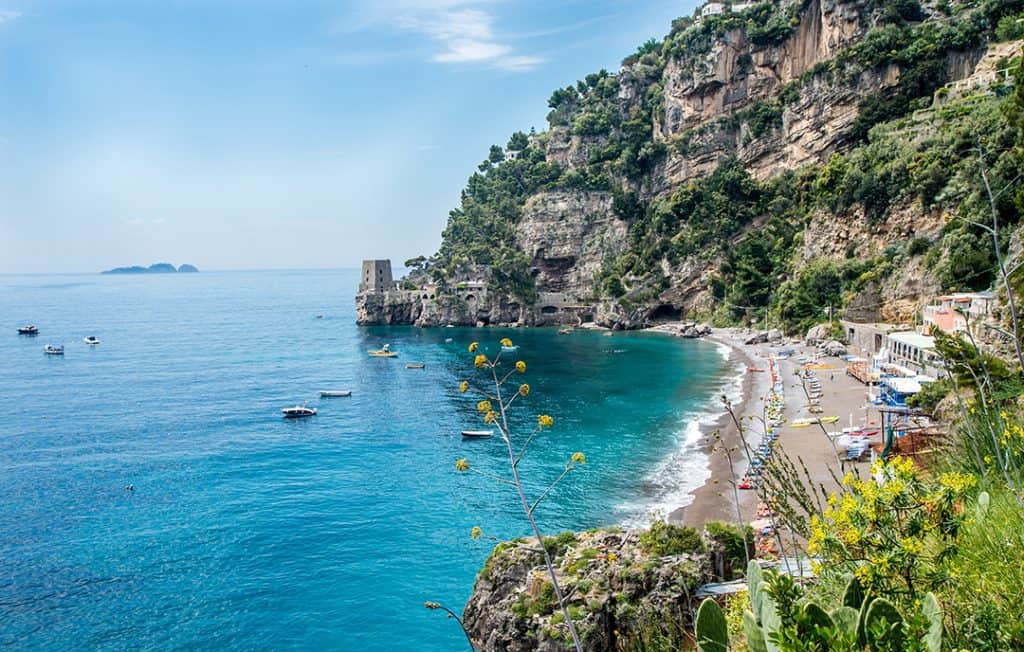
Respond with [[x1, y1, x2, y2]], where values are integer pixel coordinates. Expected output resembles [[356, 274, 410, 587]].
[[357, 0, 1005, 329], [516, 192, 628, 297]]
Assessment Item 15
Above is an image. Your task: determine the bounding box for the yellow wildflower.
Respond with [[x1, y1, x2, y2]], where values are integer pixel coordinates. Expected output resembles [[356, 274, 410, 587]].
[[471, 526, 483, 540], [468, 342, 478, 352], [606, 552, 618, 562], [938, 471, 977, 493], [900, 537, 925, 555], [484, 411, 497, 424], [424, 602, 441, 609], [515, 360, 526, 373], [455, 458, 470, 472], [474, 354, 487, 368], [518, 383, 530, 397], [538, 414, 554, 428], [459, 381, 469, 393], [477, 400, 492, 414], [571, 452, 586, 465], [500, 338, 513, 348]]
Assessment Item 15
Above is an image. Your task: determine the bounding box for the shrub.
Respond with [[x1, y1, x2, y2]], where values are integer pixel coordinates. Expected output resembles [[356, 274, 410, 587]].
[[639, 521, 704, 556]]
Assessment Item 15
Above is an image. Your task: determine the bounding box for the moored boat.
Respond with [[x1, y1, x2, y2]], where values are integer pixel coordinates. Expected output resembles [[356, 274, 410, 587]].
[[282, 405, 317, 418], [43, 344, 64, 355], [406, 363, 425, 369], [18, 325, 39, 335], [461, 430, 494, 438], [84, 336, 100, 345], [320, 390, 352, 397]]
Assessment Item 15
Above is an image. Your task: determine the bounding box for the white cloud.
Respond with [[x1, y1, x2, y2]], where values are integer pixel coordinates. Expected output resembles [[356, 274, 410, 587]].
[[339, 1, 543, 72]]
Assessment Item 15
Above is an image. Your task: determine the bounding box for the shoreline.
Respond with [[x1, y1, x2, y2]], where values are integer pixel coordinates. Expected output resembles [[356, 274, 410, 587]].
[[646, 325, 863, 535]]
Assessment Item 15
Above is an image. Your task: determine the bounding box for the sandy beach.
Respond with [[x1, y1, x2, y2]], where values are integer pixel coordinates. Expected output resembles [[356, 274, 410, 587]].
[[648, 326, 875, 532]]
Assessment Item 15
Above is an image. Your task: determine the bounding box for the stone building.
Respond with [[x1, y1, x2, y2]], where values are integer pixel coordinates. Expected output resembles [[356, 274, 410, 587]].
[[359, 260, 395, 293]]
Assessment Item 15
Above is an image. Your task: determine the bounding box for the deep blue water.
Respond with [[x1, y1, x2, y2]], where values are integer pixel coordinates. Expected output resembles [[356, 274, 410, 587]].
[[0, 269, 734, 650]]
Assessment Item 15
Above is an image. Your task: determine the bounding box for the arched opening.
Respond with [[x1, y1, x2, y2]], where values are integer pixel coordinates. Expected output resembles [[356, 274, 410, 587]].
[[649, 304, 682, 322], [465, 294, 475, 302], [541, 306, 559, 314]]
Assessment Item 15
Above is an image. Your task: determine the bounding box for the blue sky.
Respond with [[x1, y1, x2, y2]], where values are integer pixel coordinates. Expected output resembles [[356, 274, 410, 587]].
[[0, 0, 699, 273]]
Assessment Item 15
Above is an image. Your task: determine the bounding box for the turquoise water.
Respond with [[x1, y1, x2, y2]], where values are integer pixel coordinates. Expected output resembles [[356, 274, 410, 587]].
[[0, 269, 734, 650]]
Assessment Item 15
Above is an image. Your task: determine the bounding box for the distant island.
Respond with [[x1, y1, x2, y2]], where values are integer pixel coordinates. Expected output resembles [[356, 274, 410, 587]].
[[102, 263, 199, 274]]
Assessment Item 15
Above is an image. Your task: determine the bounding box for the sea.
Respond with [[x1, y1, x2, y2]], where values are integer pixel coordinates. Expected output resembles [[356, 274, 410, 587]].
[[0, 269, 739, 650]]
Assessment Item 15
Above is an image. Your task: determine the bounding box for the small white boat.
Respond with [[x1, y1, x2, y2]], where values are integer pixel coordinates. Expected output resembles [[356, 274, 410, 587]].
[[500, 345, 518, 353], [444, 338, 453, 343], [43, 344, 64, 355], [461, 430, 494, 438], [18, 325, 39, 335], [282, 405, 317, 418], [84, 336, 100, 345], [320, 390, 352, 398], [406, 363, 425, 369]]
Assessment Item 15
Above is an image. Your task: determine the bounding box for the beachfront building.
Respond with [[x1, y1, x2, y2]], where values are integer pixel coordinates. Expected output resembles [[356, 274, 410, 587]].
[[840, 321, 909, 357], [884, 331, 943, 378], [922, 292, 995, 335]]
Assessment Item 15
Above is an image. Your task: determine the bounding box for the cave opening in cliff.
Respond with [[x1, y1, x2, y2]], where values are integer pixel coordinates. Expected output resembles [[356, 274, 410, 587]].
[[541, 305, 559, 314], [649, 304, 682, 323]]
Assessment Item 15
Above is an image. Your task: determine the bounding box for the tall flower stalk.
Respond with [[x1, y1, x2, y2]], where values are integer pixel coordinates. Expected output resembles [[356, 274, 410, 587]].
[[453, 338, 586, 651]]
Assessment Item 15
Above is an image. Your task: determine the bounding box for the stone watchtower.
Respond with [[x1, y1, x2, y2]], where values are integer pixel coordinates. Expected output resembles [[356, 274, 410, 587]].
[[359, 259, 393, 292]]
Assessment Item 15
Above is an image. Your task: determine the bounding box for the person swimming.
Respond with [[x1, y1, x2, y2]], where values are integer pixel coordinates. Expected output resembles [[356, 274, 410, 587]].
[[125, 484, 135, 492]]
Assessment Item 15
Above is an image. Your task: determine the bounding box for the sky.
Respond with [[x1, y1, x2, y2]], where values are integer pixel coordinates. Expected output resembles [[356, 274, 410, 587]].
[[0, 0, 700, 273]]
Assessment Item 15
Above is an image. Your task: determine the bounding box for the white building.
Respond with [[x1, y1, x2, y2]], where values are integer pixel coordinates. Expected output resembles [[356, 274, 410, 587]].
[[702, 2, 727, 17], [885, 331, 943, 378]]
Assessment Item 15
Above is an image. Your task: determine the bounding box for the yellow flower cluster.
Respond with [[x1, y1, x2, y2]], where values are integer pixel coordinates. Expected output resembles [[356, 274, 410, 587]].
[[538, 414, 554, 428], [900, 537, 925, 555], [459, 381, 469, 393], [474, 354, 487, 368], [938, 471, 977, 493], [500, 338, 513, 348], [484, 411, 497, 424], [518, 383, 530, 397], [515, 360, 526, 373], [571, 452, 586, 465], [468, 342, 479, 352], [455, 458, 470, 472], [471, 526, 483, 540], [477, 400, 493, 414]]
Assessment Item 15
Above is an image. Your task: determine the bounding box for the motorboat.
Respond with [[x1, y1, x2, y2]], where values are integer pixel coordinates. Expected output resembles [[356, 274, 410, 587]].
[[406, 363, 425, 369], [461, 430, 494, 438], [84, 336, 100, 345], [368, 343, 397, 358], [282, 405, 317, 418], [558, 327, 573, 335], [17, 325, 39, 335], [320, 390, 352, 398], [43, 344, 64, 355]]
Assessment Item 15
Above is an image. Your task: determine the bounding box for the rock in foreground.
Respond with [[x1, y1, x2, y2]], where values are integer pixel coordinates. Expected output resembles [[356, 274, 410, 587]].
[[463, 524, 748, 651]]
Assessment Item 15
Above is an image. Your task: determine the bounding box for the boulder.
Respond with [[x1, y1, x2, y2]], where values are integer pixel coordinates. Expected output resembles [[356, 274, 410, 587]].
[[805, 323, 831, 345]]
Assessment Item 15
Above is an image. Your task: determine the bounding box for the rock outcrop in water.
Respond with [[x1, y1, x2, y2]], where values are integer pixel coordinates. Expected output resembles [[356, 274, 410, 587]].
[[102, 263, 200, 274]]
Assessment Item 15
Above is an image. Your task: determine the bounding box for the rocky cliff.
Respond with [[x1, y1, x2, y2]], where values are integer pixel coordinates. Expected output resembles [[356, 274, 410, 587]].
[[357, 0, 1023, 332], [461, 524, 747, 651]]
